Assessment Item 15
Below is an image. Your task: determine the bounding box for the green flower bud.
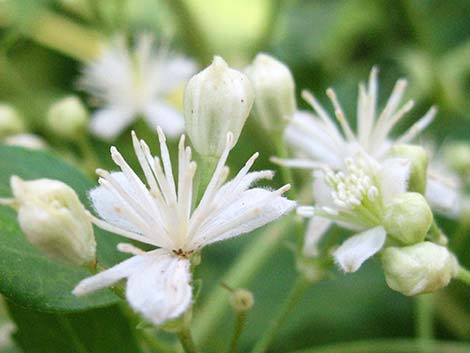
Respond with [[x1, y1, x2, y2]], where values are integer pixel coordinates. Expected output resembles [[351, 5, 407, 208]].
[[184, 56, 254, 157], [245, 53, 296, 134], [390, 144, 428, 194], [383, 192, 433, 245], [382, 242, 458, 296], [10, 176, 96, 266], [0, 104, 25, 139], [47, 96, 89, 140], [230, 288, 254, 312], [443, 141, 470, 176]]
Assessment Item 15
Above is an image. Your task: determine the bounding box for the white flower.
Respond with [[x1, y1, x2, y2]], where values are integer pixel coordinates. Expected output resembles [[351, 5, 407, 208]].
[[276, 67, 437, 170], [73, 128, 295, 325], [298, 152, 411, 272], [80, 35, 197, 140]]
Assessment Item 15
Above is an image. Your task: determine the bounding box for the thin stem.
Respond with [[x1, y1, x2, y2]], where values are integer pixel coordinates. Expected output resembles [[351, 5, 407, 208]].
[[162, 0, 212, 65], [289, 339, 470, 353], [2, 8, 104, 61], [176, 326, 198, 353], [414, 294, 434, 353], [193, 218, 291, 344], [456, 265, 470, 285], [250, 275, 311, 353], [228, 311, 248, 353], [193, 154, 218, 206], [435, 292, 470, 339], [252, 0, 283, 54], [139, 330, 177, 353], [77, 136, 100, 176]]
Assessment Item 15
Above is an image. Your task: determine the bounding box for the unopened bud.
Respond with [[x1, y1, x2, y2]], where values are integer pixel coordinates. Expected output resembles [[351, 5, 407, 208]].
[[4, 133, 47, 150], [245, 53, 296, 134], [230, 288, 254, 312], [390, 144, 428, 194], [0, 104, 25, 139], [184, 56, 254, 157], [384, 192, 433, 245], [381, 242, 458, 296], [10, 176, 96, 266], [47, 96, 89, 140], [443, 141, 470, 176]]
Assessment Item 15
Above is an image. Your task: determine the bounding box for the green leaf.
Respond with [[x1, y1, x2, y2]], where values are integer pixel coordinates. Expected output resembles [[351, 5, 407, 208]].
[[0, 145, 128, 312], [8, 302, 143, 353]]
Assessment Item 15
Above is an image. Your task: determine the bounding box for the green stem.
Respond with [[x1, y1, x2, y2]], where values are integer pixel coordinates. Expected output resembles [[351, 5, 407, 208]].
[[414, 294, 434, 353], [139, 330, 177, 353], [250, 275, 311, 353], [77, 136, 100, 176], [228, 311, 248, 353], [289, 339, 470, 353], [193, 218, 291, 344], [176, 326, 198, 353], [193, 154, 218, 206], [456, 265, 470, 285], [435, 292, 470, 339], [1, 6, 104, 61], [162, 0, 212, 65], [428, 221, 447, 245]]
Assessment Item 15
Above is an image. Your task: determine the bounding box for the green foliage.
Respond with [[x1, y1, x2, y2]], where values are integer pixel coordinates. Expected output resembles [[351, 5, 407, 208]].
[[8, 302, 143, 353], [0, 146, 128, 312]]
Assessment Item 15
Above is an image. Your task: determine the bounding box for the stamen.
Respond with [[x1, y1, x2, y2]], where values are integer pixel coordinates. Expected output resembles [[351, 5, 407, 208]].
[[397, 106, 437, 144], [326, 88, 355, 142]]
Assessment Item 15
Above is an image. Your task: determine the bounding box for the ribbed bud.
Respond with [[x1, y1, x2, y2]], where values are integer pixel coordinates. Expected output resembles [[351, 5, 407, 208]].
[[47, 96, 89, 140], [383, 192, 433, 245], [0, 104, 25, 139], [245, 53, 296, 133], [11, 176, 96, 266], [390, 144, 428, 194], [184, 56, 254, 157], [382, 242, 458, 296], [230, 288, 254, 312]]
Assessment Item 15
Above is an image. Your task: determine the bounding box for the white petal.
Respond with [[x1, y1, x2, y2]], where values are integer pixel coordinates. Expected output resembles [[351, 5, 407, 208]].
[[143, 102, 185, 137], [302, 217, 331, 257], [89, 173, 141, 234], [73, 254, 147, 296], [426, 172, 461, 218], [333, 226, 386, 272], [126, 253, 192, 325], [378, 158, 411, 204], [312, 171, 336, 208], [158, 56, 197, 93], [90, 107, 135, 140], [190, 188, 295, 247]]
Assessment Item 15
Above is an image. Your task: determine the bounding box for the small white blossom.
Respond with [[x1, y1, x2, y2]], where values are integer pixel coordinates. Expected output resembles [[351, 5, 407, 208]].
[[298, 152, 411, 272], [80, 35, 197, 140], [73, 128, 295, 325]]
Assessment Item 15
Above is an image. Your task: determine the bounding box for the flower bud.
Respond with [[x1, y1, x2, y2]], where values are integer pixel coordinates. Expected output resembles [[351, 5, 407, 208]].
[[47, 96, 89, 140], [184, 56, 254, 157], [4, 133, 47, 150], [383, 192, 433, 245], [0, 104, 25, 139], [389, 144, 428, 194], [230, 288, 254, 312], [381, 242, 458, 296], [10, 176, 96, 266], [245, 53, 296, 134], [443, 141, 470, 176]]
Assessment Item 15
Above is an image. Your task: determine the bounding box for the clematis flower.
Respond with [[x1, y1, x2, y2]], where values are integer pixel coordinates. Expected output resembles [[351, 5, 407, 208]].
[[275, 67, 437, 170], [73, 128, 295, 325], [80, 35, 197, 140], [298, 152, 412, 272]]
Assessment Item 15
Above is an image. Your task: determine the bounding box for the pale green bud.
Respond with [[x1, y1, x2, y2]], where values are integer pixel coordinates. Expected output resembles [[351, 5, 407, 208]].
[[47, 96, 89, 140], [10, 176, 96, 266], [382, 242, 458, 296], [4, 133, 47, 150], [383, 192, 433, 245], [245, 53, 296, 134], [184, 56, 254, 157], [390, 144, 428, 194], [230, 288, 254, 312], [0, 104, 25, 139], [443, 142, 470, 176]]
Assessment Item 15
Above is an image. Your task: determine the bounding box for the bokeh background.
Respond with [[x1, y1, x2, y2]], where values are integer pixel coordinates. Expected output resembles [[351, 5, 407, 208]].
[[0, 1, 469, 352]]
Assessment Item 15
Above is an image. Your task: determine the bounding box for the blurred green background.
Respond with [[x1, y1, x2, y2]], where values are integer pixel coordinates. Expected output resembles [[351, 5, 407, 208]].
[[0, 0, 469, 352]]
